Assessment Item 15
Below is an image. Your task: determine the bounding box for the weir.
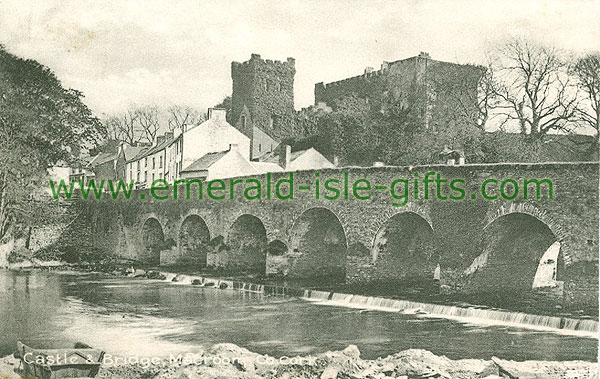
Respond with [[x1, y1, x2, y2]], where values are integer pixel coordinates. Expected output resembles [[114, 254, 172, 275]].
[[154, 270, 598, 338], [300, 290, 598, 337]]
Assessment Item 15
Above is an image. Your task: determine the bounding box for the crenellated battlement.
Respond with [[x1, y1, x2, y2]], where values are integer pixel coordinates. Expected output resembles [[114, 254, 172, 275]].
[[232, 53, 296, 76]]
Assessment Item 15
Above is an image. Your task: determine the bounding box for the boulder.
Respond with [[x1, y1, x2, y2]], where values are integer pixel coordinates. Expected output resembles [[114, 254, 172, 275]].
[[343, 345, 361, 360]]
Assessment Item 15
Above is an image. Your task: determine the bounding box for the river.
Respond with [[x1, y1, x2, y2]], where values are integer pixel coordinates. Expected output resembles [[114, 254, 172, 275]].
[[0, 269, 596, 362]]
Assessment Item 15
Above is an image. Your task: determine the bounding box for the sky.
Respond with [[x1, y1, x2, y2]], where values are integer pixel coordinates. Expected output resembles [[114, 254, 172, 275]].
[[0, 0, 598, 118]]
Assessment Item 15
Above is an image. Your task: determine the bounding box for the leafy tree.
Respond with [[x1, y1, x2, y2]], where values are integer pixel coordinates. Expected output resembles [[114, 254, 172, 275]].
[[0, 46, 104, 241]]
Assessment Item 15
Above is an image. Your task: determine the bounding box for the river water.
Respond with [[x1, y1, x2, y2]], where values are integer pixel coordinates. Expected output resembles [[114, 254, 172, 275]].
[[0, 270, 597, 362]]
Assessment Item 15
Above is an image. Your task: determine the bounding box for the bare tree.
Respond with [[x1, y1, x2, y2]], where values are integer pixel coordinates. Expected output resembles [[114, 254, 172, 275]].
[[167, 105, 204, 131], [136, 105, 161, 144], [492, 39, 579, 139], [572, 53, 600, 148], [104, 109, 139, 145]]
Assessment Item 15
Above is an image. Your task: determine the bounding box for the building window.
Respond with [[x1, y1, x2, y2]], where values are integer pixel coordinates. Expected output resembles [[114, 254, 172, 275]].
[[136, 172, 140, 182], [258, 143, 262, 152], [152, 157, 155, 169], [241, 115, 247, 129], [152, 173, 155, 183], [137, 161, 140, 171], [144, 171, 147, 182], [144, 158, 147, 167], [159, 156, 163, 168]]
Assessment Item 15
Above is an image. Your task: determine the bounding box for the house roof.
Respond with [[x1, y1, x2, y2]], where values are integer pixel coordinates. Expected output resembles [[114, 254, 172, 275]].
[[181, 150, 229, 173], [257, 148, 315, 165], [128, 135, 180, 162], [290, 148, 311, 161], [87, 152, 117, 168], [123, 145, 147, 162]]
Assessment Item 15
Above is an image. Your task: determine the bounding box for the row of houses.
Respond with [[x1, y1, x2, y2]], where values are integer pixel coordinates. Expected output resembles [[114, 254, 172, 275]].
[[68, 108, 335, 188]]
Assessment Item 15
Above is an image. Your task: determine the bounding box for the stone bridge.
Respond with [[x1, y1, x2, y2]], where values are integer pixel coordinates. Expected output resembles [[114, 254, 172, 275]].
[[73, 162, 599, 305]]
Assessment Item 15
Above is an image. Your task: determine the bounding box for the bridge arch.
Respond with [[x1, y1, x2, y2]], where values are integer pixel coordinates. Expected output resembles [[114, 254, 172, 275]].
[[287, 206, 348, 281], [370, 211, 437, 290], [485, 202, 570, 264], [467, 210, 563, 295], [140, 216, 165, 264], [178, 214, 211, 267], [226, 214, 268, 273]]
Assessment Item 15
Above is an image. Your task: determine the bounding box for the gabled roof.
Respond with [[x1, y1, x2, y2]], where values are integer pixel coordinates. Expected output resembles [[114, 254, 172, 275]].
[[123, 145, 147, 162], [256, 147, 319, 165], [181, 150, 229, 172], [87, 152, 117, 168], [290, 148, 311, 161]]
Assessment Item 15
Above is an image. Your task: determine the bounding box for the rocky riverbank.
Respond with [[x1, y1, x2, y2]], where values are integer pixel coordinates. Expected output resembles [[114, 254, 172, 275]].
[[0, 343, 597, 379]]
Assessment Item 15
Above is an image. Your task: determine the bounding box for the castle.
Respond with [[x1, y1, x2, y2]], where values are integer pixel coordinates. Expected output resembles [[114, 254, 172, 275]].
[[230, 52, 484, 152], [231, 54, 296, 159]]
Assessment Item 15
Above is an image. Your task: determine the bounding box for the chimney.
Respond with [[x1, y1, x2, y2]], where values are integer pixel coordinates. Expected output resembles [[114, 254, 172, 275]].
[[208, 108, 227, 121], [279, 144, 292, 170], [155, 135, 166, 146]]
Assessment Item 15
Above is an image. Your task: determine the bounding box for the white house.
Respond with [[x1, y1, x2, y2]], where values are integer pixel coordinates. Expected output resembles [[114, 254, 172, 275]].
[[180, 144, 259, 181], [257, 145, 335, 172], [181, 108, 251, 170]]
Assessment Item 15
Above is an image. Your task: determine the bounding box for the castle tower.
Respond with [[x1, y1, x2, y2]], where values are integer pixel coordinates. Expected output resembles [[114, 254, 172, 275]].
[[231, 54, 296, 142]]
